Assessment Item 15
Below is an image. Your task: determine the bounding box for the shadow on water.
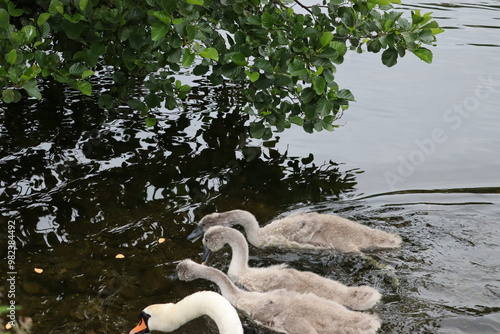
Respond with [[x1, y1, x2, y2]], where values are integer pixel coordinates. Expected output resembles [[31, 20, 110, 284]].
[[0, 78, 361, 333]]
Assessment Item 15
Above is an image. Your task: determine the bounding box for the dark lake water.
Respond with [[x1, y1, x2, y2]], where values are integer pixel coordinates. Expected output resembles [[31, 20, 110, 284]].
[[1, 1, 499, 333]]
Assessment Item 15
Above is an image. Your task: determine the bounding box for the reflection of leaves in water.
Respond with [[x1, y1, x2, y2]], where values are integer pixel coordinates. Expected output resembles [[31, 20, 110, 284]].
[[0, 78, 360, 333], [0, 78, 359, 245]]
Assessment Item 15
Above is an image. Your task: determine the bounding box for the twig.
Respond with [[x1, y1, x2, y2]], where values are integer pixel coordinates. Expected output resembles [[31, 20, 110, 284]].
[[292, 0, 313, 15]]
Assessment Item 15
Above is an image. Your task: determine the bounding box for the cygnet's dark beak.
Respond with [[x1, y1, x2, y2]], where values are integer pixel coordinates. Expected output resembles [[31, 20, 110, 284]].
[[187, 226, 203, 242], [201, 246, 212, 265]]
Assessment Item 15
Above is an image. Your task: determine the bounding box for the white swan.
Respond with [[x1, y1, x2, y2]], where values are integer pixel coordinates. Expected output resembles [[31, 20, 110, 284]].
[[176, 259, 381, 334], [129, 291, 243, 334], [202, 225, 381, 310], [188, 209, 402, 252]]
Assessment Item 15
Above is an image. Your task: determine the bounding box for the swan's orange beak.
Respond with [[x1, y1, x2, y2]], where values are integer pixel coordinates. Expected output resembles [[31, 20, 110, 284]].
[[129, 317, 148, 334]]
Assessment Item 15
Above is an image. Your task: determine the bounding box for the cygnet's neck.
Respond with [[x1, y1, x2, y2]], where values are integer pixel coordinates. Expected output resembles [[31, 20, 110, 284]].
[[192, 264, 242, 303], [223, 229, 251, 278], [147, 291, 242, 334], [230, 210, 263, 246]]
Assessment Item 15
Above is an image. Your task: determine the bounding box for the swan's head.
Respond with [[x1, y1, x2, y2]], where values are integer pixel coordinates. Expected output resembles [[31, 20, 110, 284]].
[[200, 225, 234, 264], [175, 259, 202, 281], [187, 210, 252, 242], [129, 309, 151, 334], [129, 304, 174, 334], [203, 226, 232, 251]]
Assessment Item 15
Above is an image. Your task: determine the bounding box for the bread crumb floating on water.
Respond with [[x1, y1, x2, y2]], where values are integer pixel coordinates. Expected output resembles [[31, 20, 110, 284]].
[[115, 254, 125, 259], [34, 268, 43, 274], [158, 238, 166, 244]]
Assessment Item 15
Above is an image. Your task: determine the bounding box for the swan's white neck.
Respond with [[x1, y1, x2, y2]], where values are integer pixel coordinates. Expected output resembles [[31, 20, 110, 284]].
[[145, 291, 242, 334]]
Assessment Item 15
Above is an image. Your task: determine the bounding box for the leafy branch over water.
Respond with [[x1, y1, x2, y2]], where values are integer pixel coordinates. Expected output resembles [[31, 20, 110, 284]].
[[0, 0, 442, 137]]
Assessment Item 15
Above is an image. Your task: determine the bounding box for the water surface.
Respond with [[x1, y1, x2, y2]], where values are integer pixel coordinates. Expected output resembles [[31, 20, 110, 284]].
[[1, 1, 499, 333]]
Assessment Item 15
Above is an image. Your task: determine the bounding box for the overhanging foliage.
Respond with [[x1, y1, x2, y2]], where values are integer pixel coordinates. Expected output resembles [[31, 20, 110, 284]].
[[0, 0, 442, 138]]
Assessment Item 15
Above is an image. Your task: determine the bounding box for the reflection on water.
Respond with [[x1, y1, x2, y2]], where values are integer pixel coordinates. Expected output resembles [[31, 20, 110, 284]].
[[0, 76, 360, 333], [1, 1, 500, 333]]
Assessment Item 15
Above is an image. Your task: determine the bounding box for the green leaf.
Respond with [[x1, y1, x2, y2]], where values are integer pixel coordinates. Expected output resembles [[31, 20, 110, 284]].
[[82, 70, 94, 79], [182, 49, 195, 67], [38, 21, 50, 38], [22, 80, 42, 99], [49, 0, 64, 16], [303, 120, 314, 133], [186, 0, 204, 5], [246, 15, 261, 25], [381, 48, 398, 67], [249, 122, 267, 139], [245, 70, 260, 82], [69, 62, 86, 75], [413, 48, 433, 63], [117, 27, 131, 42], [288, 59, 307, 76], [300, 88, 316, 103], [431, 27, 445, 35], [422, 21, 440, 29], [166, 48, 182, 63], [254, 58, 273, 72], [312, 76, 326, 95], [6, 50, 17, 65], [418, 29, 434, 43], [289, 116, 304, 126], [330, 41, 347, 56], [320, 32, 334, 47], [2, 89, 21, 103], [37, 13, 50, 26], [145, 117, 157, 127], [21, 26, 37, 43], [184, 25, 200, 42], [127, 98, 147, 111], [0, 9, 9, 28], [322, 116, 337, 131], [200, 47, 219, 61], [384, 19, 394, 31], [153, 11, 172, 25], [161, 0, 177, 13], [316, 98, 333, 116], [261, 12, 275, 28], [8, 2, 23, 17], [77, 80, 92, 96], [398, 17, 411, 31], [411, 11, 423, 25], [151, 22, 170, 41], [230, 53, 248, 66], [79, 0, 89, 11], [61, 21, 85, 40], [338, 89, 355, 101]]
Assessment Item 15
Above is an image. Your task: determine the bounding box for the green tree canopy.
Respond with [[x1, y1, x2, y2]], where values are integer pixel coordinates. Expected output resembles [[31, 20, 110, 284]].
[[0, 0, 442, 138]]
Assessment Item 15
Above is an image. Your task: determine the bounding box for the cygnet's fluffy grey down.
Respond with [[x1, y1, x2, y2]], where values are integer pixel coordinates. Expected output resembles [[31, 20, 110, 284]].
[[188, 209, 402, 252], [176, 259, 381, 334], [202, 226, 381, 310], [129, 291, 243, 334]]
